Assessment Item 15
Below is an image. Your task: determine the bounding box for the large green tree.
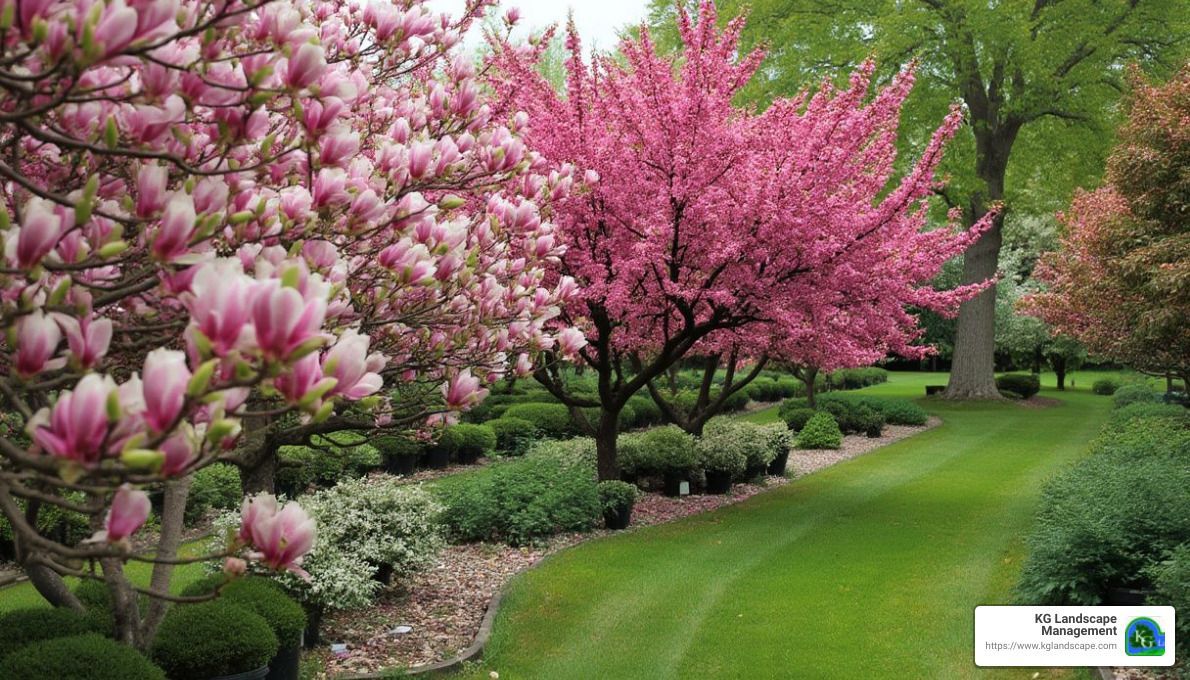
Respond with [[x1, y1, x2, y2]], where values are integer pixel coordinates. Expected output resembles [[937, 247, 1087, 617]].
[[648, 0, 1186, 398]]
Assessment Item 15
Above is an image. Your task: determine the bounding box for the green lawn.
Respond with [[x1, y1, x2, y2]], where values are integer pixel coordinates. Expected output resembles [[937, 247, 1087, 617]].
[[0, 540, 210, 613], [461, 371, 1114, 679]]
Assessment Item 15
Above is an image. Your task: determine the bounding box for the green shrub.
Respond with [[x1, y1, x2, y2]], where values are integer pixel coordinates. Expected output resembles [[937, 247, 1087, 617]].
[[626, 396, 663, 427], [1107, 402, 1189, 428], [0, 634, 164, 680], [745, 378, 785, 403], [777, 397, 811, 423], [1017, 451, 1190, 605], [1091, 378, 1121, 395], [1112, 383, 1160, 408], [871, 398, 929, 426], [995, 374, 1041, 399], [525, 437, 598, 472], [781, 407, 817, 432], [152, 601, 278, 679], [597, 480, 638, 514], [373, 435, 422, 460], [1093, 414, 1190, 461], [503, 403, 574, 438], [180, 577, 305, 649], [697, 434, 747, 477], [74, 579, 131, 637], [438, 454, 599, 545], [637, 425, 699, 476], [796, 412, 843, 450], [445, 423, 497, 459], [617, 432, 646, 478], [0, 607, 94, 661], [186, 462, 242, 524], [816, 396, 876, 434], [1150, 544, 1190, 664], [487, 417, 538, 456], [828, 367, 889, 390]]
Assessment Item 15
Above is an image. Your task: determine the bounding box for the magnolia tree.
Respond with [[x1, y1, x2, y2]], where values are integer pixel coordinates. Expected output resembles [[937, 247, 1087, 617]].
[[1025, 67, 1189, 388], [488, 1, 992, 478], [0, 0, 576, 650]]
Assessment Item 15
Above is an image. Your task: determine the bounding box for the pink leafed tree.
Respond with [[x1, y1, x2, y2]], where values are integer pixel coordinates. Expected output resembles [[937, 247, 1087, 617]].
[[0, 0, 576, 649], [487, 1, 992, 477]]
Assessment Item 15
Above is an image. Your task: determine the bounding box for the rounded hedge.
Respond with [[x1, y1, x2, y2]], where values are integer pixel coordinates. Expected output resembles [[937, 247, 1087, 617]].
[[1091, 378, 1120, 395], [626, 396, 663, 427], [697, 436, 747, 477], [487, 417, 538, 455], [446, 423, 497, 459], [781, 407, 817, 432], [995, 374, 1041, 399], [0, 634, 165, 680], [372, 435, 422, 459], [0, 607, 94, 661], [186, 462, 241, 524], [503, 403, 574, 438], [1112, 383, 1160, 408], [638, 425, 699, 475], [796, 412, 842, 450], [179, 576, 305, 649], [152, 600, 278, 679]]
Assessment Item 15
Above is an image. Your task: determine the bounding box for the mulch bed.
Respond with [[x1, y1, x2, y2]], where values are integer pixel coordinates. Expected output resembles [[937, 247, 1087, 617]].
[[312, 419, 937, 678]]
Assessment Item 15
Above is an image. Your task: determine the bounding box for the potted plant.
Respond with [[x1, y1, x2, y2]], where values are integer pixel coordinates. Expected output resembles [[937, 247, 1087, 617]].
[[421, 432, 454, 469], [598, 481, 638, 530], [641, 426, 698, 497], [0, 633, 166, 680], [697, 437, 746, 495], [446, 424, 497, 465], [151, 600, 278, 680], [765, 425, 793, 475], [374, 435, 421, 476], [180, 577, 306, 680]]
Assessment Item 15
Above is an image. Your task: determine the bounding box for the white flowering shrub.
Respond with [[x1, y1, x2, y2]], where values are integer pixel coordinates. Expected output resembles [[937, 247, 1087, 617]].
[[207, 478, 443, 611]]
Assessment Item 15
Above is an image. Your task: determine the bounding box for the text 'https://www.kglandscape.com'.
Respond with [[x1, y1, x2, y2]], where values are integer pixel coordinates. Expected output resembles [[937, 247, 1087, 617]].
[[975, 606, 1176, 667]]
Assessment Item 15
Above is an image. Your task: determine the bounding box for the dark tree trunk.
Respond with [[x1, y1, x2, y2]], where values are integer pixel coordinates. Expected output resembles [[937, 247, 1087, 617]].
[[1051, 355, 1067, 391], [594, 407, 622, 482], [1032, 346, 1043, 374], [803, 367, 819, 408], [240, 450, 277, 495], [945, 123, 1016, 400], [24, 558, 83, 611]]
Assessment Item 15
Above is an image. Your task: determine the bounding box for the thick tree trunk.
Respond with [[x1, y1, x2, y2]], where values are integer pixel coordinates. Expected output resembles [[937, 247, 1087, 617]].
[[1052, 356, 1067, 391], [240, 450, 277, 495], [24, 557, 83, 611], [594, 407, 622, 482], [803, 367, 819, 408]]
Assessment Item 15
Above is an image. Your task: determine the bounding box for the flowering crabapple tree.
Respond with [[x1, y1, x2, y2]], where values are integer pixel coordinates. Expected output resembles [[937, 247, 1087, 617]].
[[0, 0, 576, 650], [1024, 66, 1190, 389], [487, 1, 992, 475]]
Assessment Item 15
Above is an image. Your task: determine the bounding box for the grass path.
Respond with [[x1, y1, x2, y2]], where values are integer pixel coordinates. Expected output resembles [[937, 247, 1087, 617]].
[[465, 373, 1112, 680]]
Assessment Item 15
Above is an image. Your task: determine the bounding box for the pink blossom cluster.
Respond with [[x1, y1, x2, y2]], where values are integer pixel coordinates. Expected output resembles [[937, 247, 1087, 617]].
[[0, 0, 578, 614], [487, 1, 994, 376]]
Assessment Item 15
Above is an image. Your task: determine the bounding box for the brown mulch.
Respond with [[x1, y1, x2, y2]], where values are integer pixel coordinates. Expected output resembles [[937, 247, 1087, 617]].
[[1114, 667, 1182, 679], [313, 418, 939, 677], [786, 417, 942, 477]]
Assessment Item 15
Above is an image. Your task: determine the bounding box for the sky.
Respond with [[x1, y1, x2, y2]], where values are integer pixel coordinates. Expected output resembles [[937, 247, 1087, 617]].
[[425, 0, 650, 54]]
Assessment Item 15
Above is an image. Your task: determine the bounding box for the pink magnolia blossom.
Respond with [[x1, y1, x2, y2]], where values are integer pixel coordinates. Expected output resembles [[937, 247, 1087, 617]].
[[151, 193, 197, 261], [442, 370, 487, 411], [555, 327, 587, 358], [284, 43, 326, 89], [239, 493, 316, 575], [251, 279, 329, 361], [28, 373, 117, 466], [91, 484, 151, 547], [141, 348, 191, 432], [136, 163, 169, 217], [15, 311, 63, 377], [323, 330, 385, 399], [14, 198, 69, 268], [53, 314, 113, 370], [183, 260, 255, 356]]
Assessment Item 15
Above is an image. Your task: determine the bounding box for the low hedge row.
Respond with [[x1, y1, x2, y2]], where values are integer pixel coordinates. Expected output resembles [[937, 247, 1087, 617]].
[[1017, 401, 1190, 606]]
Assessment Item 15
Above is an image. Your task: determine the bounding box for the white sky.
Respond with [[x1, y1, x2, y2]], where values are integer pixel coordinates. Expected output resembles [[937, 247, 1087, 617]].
[[425, 0, 649, 54]]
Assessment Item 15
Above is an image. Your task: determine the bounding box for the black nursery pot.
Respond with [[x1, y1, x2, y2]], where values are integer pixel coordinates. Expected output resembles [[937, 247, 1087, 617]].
[[456, 449, 479, 466], [385, 454, 417, 476], [744, 464, 767, 481], [211, 666, 269, 680], [373, 562, 394, 585], [766, 451, 789, 476], [603, 506, 632, 530], [423, 449, 450, 470], [303, 605, 323, 649], [662, 473, 687, 498], [705, 470, 733, 495], [266, 641, 301, 680]]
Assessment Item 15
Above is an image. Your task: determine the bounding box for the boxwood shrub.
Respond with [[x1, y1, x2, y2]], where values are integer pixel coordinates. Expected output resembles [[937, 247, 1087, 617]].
[[437, 454, 599, 545], [185, 462, 241, 524], [445, 423, 497, 460], [503, 403, 574, 438], [626, 396, 663, 427], [795, 412, 842, 450], [0, 607, 94, 662], [781, 406, 817, 432], [995, 373, 1041, 399], [0, 634, 165, 680], [152, 601, 278, 679], [597, 480, 638, 515], [637, 425, 699, 476], [1112, 383, 1160, 408], [1091, 378, 1121, 395], [487, 417, 538, 456], [697, 434, 747, 477], [180, 576, 305, 649], [820, 394, 929, 427]]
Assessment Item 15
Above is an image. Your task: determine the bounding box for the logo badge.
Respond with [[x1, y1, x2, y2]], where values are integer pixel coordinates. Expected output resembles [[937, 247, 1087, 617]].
[[1124, 617, 1166, 657]]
